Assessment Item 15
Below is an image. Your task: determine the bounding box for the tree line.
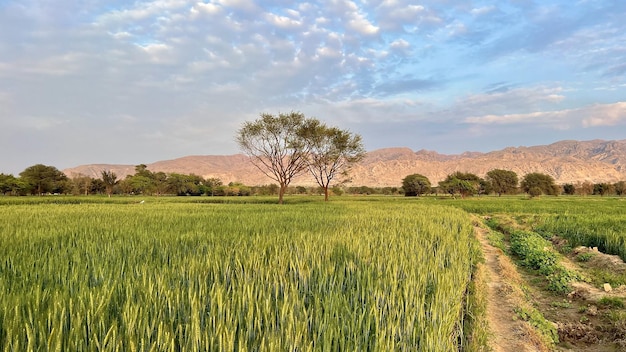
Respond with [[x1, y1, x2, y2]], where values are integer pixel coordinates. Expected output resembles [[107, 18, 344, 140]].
[[402, 170, 626, 198], [2, 163, 625, 198], [0, 162, 393, 197], [0, 164, 219, 197]]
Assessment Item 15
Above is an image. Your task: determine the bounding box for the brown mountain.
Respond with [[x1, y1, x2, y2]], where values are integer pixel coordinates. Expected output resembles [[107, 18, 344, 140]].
[[63, 139, 626, 187]]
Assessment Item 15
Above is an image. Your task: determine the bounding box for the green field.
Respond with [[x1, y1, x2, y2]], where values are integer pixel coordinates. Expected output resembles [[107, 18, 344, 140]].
[[445, 196, 626, 262], [0, 197, 480, 351], [2, 195, 625, 351]]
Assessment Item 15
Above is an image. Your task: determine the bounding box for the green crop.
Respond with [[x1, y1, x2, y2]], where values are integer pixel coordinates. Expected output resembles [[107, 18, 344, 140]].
[[443, 196, 626, 262], [0, 197, 479, 351]]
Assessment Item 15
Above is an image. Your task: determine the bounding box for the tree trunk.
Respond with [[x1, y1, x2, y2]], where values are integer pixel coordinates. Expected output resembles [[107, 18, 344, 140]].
[[324, 186, 329, 201], [278, 184, 286, 204]]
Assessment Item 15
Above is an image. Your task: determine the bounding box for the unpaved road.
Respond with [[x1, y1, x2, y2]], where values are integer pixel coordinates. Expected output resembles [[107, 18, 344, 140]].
[[474, 226, 544, 352]]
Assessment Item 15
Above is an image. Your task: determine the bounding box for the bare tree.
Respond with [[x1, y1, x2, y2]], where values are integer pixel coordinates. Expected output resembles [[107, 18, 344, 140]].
[[236, 112, 316, 204]]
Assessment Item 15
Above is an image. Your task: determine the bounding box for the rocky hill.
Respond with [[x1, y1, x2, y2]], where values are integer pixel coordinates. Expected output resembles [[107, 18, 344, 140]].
[[63, 139, 626, 187]]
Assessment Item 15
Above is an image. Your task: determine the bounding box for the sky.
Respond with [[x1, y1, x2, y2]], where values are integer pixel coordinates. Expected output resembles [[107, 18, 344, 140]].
[[1, 0, 626, 175]]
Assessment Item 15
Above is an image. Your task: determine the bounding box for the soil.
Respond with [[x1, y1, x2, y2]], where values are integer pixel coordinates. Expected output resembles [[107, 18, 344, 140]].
[[474, 226, 546, 352], [476, 220, 626, 352]]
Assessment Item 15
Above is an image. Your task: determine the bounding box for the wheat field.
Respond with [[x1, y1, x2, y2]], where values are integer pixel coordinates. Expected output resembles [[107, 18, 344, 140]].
[[0, 197, 479, 351]]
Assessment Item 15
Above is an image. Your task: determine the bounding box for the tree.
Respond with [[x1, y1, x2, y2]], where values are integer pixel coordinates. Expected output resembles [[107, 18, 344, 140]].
[[485, 169, 518, 196], [576, 181, 594, 196], [438, 172, 482, 198], [236, 112, 317, 204], [71, 174, 95, 195], [125, 175, 154, 195], [152, 171, 169, 196], [166, 173, 205, 196], [134, 164, 153, 178], [593, 183, 612, 196], [402, 174, 431, 197], [120, 165, 160, 195], [101, 170, 118, 197], [615, 181, 626, 196], [562, 183, 576, 195], [0, 173, 25, 195], [204, 178, 223, 196], [306, 124, 365, 201], [91, 178, 106, 195], [19, 164, 68, 195], [520, 173, 558, 196]]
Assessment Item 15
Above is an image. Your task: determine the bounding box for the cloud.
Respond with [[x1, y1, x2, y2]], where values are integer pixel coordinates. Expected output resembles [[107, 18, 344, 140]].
[[2, 0, 626, 175], [375, 2, 441, 32], [264, 12, 302, 29], [465, 110, 570, 126], [582, 102, 626, 127], [470, 6, 496, 16], [375, 77, 441, 96], [348, 14, 379, 35], [465, 102, 626, 129], [453, 86, 566, 119]]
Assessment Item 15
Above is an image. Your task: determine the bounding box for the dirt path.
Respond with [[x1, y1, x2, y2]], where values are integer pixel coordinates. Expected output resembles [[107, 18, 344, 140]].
[[474, 226, 544, 352]]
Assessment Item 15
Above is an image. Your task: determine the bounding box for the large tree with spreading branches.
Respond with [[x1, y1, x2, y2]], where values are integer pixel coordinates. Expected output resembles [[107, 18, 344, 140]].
[[236, 112, 365, 203], [236, 112, 318, 204], [307, 124, 365, 201]]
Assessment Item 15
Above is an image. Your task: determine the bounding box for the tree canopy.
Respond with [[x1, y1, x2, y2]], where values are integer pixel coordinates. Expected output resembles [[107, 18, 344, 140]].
[[101, 170, 118, 197], [520, 172, 558, 197], [236, 112, 316, 204], [485, 169, 518, 196], [438, 172, 482, 198], [307, 124, 365, 201], [19, 164, 68, 195], [236, 111, 364, 203], [402, 174, 431, 197]]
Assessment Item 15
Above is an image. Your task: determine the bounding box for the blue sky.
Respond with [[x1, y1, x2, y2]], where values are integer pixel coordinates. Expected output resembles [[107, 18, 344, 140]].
[[1, 0, 625, 175]]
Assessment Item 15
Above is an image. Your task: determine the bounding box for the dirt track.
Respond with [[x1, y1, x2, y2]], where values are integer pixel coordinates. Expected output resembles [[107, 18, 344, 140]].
[[475, 226, 544, 352]]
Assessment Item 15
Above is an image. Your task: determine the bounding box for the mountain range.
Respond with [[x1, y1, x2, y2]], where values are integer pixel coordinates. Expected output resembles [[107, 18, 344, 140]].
[[63, 139, 626, 187]]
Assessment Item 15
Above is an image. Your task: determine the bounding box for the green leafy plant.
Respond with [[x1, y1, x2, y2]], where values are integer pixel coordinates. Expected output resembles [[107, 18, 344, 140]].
[[576, 252, 595, 262], [598, 296, 625, 309]]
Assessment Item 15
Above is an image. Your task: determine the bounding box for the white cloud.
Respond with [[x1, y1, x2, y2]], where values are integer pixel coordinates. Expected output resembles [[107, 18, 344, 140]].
[[457, 86, 566, 117], [348, 14, 379, 35], [447, 21, 468, 37], [191, 2, 222, 16], [582, 102, 626, 127], [466, 102, 626, 129], [465, 110, 570, 125], [470, 6, 496, 16], [137, 43, 175, 64], [217, 0, 258, 12], [390, 38, 409, 50], [265, 12, 302, 29], [316, 46, 343, 59], [375, 2, 440, 32]]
